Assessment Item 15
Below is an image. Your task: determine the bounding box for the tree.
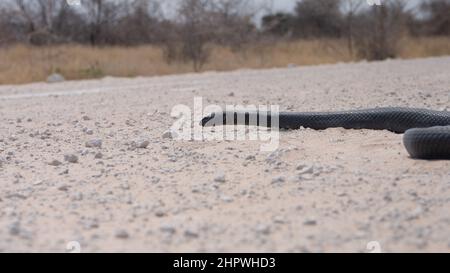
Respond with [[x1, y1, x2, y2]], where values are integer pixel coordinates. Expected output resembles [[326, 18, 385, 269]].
[[0, 6, 16, 45], [8, 0, 66, 45], [341, 0, 364, 57], [353, 0, 409, 60], [115, 0, 164, 45], [293, 0, 343, 38], [262, 12, 295, 37], [177, 0, 214, 71], [209, 0, 257, 49], [82, 0, 123, 45], [52, 4, 89, 43], [421, 0, 450, 36]]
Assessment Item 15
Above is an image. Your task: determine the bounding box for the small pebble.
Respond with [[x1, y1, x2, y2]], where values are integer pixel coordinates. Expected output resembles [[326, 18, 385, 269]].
[[162, 130, 178, 139], [48, 159, 62, 166], [184, 229, 199, 238], [246, 155, 256, 161], [47, 73, 65, 83], [297, 164, 314, 174], [155, 210, 166, 217], [303, 219, 317, 226], [135, 139, 150, 149], [9, 222, 21, 236], [115, 229, 129, 239], [64, 154, 78, 163], [214, 173, 226, 183], [220, 195, 234, 203], [160, 224, 176, 234], [255, 224, 271, 235], [271, 176, 285, 184], [86, 139, 102, 148], [58, 185, 69, 191]]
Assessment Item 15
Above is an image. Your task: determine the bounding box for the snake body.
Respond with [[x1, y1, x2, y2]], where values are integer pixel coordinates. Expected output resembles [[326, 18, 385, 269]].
[[201, 107, 450, 159]]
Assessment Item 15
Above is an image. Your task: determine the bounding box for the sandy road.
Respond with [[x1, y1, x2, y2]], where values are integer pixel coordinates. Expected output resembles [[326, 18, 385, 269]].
[[0, 57, 449, 252]]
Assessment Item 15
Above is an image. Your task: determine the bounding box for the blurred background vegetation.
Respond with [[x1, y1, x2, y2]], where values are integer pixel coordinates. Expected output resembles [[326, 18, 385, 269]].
[[0, 0, 449, 84]]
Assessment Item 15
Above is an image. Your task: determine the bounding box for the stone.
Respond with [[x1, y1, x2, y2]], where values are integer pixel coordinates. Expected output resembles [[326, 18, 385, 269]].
[[160, 224, 176, 234], [184, 229, 199, 238], [271, 175, 285, 184], [214, 173, 226, 183], [255, 224, 271, 235], [134, 139, 150, 149], [64, 154, 79, 163], [49, 159, 62, 166], [297, 164, 314, 174], [47, 73, 65, 83], [86, 139, 102, 148], [303, 219, 317, 226], [115, 229, 129, 239], [8, 221, 21, 236], [220, 195, 234, 203], [162, 130, 178, 139]]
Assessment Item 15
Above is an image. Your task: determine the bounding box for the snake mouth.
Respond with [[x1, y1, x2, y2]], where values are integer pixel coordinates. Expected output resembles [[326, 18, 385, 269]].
[[201, 113, 218, 127]]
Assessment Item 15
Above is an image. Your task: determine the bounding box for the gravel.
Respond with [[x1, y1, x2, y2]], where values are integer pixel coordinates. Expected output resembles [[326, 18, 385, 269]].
[[220, 195, 234, 203], [64, 154, 79, 163], [255, 224, 271, 235], [115, 229, 130, 239], [85, 139, 102, 148], [48, 159, 62, 166], [47, 73, 65, 83], [303, 219, 317, 226], [160, 224, 176, 234], [162, 130, 178, 139], [214, 173, 226, 183], [1, 57, 449, 252], [134, 139, 150, 149], [271, 175, 286, 184], [184, 229, 199, 238], [8, 222, 21, 236], [296, 164, 314, 174]]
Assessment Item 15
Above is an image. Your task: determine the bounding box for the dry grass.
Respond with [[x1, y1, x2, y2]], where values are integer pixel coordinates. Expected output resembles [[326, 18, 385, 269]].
[[0, 37, 449, 85]]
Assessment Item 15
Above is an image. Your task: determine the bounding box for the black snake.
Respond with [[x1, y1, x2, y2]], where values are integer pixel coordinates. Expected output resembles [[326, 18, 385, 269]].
[[201, 107, 450, 159]]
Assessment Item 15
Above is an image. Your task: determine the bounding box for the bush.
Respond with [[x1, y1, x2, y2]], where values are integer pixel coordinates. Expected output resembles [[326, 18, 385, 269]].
[[293, 0, 343, 38], [353, 2, 409, 60]]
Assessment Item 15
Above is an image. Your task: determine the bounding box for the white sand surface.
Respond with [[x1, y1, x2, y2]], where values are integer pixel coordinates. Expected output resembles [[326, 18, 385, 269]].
[[0, 57, 449, 252]]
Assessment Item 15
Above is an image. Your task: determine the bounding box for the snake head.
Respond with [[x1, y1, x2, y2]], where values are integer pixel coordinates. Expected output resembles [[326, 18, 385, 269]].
[[201, 112, 223, 127]]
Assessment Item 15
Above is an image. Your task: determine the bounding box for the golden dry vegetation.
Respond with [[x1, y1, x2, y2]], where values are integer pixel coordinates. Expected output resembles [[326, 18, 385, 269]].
[[0, 37, 449, 85]]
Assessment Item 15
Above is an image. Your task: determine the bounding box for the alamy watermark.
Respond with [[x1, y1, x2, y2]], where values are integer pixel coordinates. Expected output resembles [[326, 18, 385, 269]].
[[170, 97, 280, 152], [65, 240, 381, 253], [66, 241, 81, 253], [366, 241, 382, 253]]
